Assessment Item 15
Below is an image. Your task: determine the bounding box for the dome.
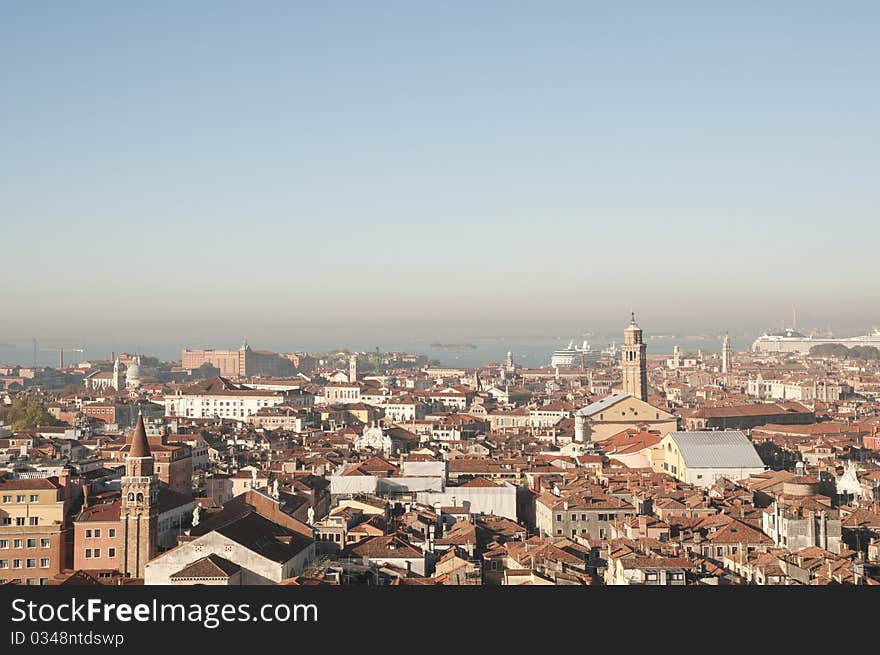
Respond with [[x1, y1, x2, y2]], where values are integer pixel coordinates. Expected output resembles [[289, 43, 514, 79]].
[[126, 356, 142, 387]]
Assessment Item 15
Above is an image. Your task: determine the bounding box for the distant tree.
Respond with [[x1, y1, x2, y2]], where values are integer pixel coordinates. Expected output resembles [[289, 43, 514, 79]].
[[809, 344, 851, 358], [6, 399, 63, 431], [59, 383, 84, 396], [195, 362, 221, 379], [140, 356, 160, 368], [809, 344, 880, 360], [849, 346, 880, 360]]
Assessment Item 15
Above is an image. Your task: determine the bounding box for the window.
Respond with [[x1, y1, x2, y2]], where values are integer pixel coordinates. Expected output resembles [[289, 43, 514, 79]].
[[581, 514, 587, 521], [1, 518, 8, 526], [15, 517, 25, 526], [29, 495, 38, 503], [556, 529, 563, 535], [0, 560, 7, 569], [85, 529, 92, 538], [0, 540, 7, 549], [85, 549, 92, 559], [94, 529, 101, 538], [94, 549, 100, 558], [571, 514, 577, 522], [646, 572, 658, 581], [16, 495, 25, 503], [2, 495, 11, 503], [39, 558, 49, 568], [13, 559, 22, 569], [13, 539, 22, 549], [716, 547, 723, 556], [109, 529, 115, 538], [40, 539, 49, 549], [28, 517, 38, 526], [26, 559, 36, 568], [556, 514, 562, 522], [26, 539, 36, 549], [108, 548, 116, 558]]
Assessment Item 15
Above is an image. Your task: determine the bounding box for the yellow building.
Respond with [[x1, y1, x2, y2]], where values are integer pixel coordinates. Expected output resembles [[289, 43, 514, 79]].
[[0, 477, 67, 585], [576, 393, 678, 442]]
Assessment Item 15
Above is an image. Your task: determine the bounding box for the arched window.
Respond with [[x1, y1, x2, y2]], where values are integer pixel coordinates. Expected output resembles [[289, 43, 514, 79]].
[[136, 493, 144, 503], [128, 493, 135, 502]]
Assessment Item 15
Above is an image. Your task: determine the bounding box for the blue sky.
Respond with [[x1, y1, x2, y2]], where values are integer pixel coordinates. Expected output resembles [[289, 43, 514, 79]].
[[2, 2, 878, 343]]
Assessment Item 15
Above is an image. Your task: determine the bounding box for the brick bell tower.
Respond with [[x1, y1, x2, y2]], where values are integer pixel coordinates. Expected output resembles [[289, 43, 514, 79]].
[[622, 312, 648, 402], [120, 413, 158, 579]]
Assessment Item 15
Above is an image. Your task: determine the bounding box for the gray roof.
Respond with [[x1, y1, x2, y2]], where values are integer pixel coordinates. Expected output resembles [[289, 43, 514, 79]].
[[576, 393, 632, 417], [667, 431, 765, 469]]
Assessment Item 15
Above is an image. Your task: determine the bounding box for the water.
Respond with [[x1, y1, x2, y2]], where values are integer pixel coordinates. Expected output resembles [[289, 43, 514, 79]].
[[0, 334, 755, 369]]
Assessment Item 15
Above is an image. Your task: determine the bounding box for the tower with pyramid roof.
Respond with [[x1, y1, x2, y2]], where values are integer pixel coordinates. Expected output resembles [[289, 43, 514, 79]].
[[119, 414, 158, 578]]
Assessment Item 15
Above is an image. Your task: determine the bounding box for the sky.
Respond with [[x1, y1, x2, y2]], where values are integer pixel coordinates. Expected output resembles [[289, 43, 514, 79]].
[[2, 1, 879, 350]]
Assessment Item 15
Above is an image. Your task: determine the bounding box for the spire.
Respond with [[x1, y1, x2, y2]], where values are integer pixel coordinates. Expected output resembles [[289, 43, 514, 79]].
[[129, 413, 151, 458], [630, 311, 636, 326]]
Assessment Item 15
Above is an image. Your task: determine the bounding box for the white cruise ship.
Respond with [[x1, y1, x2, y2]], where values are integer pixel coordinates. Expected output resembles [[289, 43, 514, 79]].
[[751, 328, 880, 354], [551, 340, 601, 367]]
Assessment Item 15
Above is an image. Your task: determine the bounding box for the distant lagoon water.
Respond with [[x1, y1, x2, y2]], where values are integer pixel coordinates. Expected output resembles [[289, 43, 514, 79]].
[[0, 334, 756, 370]]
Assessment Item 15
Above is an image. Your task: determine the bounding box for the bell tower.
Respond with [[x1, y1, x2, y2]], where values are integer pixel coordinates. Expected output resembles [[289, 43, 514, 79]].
[[621, 313, 648, 401], [349, 354, 358, 383], [112, 356, 124, 391], [722, 333, 733, 375], [120, 414, 158, 579]]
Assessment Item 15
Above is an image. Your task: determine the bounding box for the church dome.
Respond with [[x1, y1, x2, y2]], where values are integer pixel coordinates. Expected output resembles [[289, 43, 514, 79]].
[[126, 356, 142, 386]]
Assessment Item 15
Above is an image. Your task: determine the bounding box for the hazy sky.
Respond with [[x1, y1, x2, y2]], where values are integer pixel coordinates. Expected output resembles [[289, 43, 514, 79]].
[[2, 2, 879, 344]]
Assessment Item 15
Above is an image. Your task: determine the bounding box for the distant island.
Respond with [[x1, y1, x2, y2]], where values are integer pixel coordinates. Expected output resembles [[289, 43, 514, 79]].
[[430, 342, 477, 350]]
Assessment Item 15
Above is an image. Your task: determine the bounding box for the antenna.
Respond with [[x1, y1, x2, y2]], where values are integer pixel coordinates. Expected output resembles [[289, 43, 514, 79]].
[[792, 306, 797, 330]]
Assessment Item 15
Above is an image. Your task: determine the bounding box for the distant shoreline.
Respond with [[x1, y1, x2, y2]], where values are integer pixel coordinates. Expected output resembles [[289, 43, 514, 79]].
[[430, 342, 477, 350]]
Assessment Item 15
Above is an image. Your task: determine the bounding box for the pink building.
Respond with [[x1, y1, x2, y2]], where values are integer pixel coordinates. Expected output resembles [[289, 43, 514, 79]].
[[72, 502, 122, 571]]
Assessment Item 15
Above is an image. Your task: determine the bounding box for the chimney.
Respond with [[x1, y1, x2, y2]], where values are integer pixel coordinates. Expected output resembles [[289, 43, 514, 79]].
[[81, 483, 90, 509]]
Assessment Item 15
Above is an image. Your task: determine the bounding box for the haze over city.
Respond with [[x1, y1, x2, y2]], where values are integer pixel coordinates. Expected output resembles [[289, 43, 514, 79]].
[[2, 1, 879, 348]]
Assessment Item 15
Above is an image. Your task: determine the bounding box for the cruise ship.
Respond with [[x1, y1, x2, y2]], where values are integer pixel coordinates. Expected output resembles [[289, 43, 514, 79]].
[[751, 328, 880, 354], [550, 340, 601, 367]]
